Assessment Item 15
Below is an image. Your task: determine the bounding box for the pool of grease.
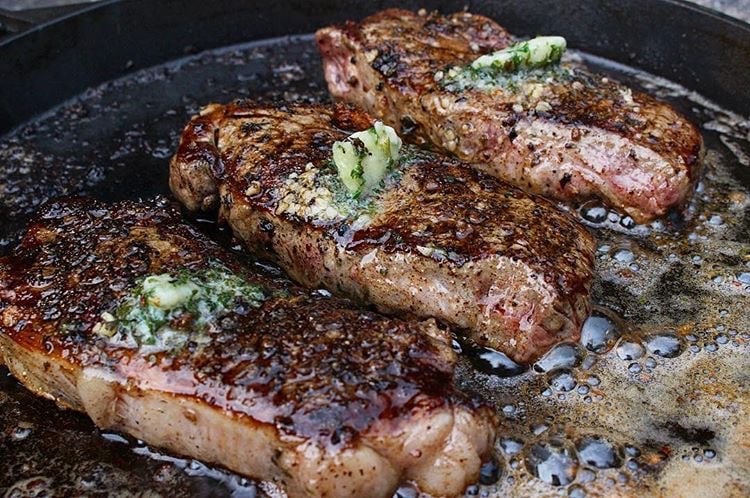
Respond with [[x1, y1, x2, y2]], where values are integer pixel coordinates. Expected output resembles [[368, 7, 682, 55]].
[[0, 35, 748, 497]]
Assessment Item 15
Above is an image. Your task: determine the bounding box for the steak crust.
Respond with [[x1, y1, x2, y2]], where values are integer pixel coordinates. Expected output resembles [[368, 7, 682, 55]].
[[0, 197, 496, 498], [170, 101, 595, 363]]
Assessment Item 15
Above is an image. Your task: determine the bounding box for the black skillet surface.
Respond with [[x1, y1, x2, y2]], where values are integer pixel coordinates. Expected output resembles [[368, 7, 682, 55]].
[[1, 1, 749, 497]]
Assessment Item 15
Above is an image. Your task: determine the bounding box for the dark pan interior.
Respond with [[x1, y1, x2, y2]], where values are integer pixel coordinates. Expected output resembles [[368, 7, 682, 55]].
[[1, 1, 749, 497]]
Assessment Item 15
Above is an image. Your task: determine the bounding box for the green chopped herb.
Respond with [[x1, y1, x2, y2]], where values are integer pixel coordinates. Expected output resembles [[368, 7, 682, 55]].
[[472, 36, 567, 72], [440, 36, 570, 92], [332, 121, 402, 198], [96, 261, 265, 351]]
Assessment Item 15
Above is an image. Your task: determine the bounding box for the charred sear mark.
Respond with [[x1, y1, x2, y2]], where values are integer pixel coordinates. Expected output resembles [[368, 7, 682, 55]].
[[662, 421, 716, 445], [371, 45, 402, 78], [400, 116, 418, 135], [240, 122, 264, 135], [560, 173, 572, 188]]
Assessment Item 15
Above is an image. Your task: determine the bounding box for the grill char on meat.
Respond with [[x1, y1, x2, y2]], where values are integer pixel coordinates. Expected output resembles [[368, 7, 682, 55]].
[[315, 9, 704, 223], [169, 101, 595, 364], [0, 197, 497, 498]]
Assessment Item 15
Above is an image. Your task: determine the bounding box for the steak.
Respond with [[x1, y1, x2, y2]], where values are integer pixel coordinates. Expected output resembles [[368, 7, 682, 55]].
[[169, 101, 595, 364], [0, 197, 496, 498], [316, 9, 704, 223]]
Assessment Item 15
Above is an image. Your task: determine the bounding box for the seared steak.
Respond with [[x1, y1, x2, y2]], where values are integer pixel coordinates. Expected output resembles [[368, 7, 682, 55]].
[[169, 102, 595, 363], [0, 197, 496, 498], [316, 9, 704, 223]]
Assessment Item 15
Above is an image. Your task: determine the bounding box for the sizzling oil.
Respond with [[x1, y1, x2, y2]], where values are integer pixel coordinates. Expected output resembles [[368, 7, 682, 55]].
[[0, 37, 748, 497]]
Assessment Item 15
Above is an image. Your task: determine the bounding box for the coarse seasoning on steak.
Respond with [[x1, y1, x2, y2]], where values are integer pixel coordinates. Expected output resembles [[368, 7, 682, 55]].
[[0, 197, 497, 498], [169, 101, 595, 364], [316, 8, 704, 223]]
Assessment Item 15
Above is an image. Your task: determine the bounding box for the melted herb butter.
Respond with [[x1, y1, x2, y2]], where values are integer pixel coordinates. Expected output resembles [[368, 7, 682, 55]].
[[472, 36, 567, 72], [439, 62, 574, 93], [275, 145, 416, 224], [437, 36, 572, 93], [94, 261, 265, 352], [275, 162, 345, 222]]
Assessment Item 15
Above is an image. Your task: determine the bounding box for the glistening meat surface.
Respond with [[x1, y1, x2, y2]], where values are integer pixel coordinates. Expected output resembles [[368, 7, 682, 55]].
[[316, 9, 704, 223], [0, 197, 496, 498], [169, 102, 595, 363]]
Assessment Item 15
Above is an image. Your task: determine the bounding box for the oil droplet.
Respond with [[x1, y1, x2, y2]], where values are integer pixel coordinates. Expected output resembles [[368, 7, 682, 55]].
[[11, 425, 32, 441], [624, 445, 641, 457], [619, 216, 636, 229], [525, 440, 578, 486], [581, 355, 597, 370], [628, 362, 642, 373], [451, 339, 462, 353], [101, 432, 129, 444], [534, 343, 583, 372], [581, 205, 607, 223], [394, 485, 418, 498], [644, 333, 683, 358], [616, 340, 645, 360], [737, 272, 750, 285], [708, 215, 724, 226], [314, 288, 333, 298], [704, 449, 716, 459], [532, 423, 549, 436], [568, 484, 586, 498], [644, 357, 657, 369], [549, 370, 577, 392], [613, 249, 635, 264], [500, 438, 524, 456], [580, 311, 620, 353], [465, 343, 527, 377], [577, 468, 596, 483], [479, 458, 501, 485], [576, 436, 622, 469]]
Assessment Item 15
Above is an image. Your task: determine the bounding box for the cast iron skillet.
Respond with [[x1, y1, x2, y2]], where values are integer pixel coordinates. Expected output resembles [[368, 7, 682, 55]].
[[1, 0, 750, 133], [0, 1, 749, 497]]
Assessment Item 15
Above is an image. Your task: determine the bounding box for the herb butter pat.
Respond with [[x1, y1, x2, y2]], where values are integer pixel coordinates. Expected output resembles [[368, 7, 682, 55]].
[[142, 274, 198, 309], [471, 36, 567, 72], [95, 261, 265, 352], [332, 121, 402, 198]]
